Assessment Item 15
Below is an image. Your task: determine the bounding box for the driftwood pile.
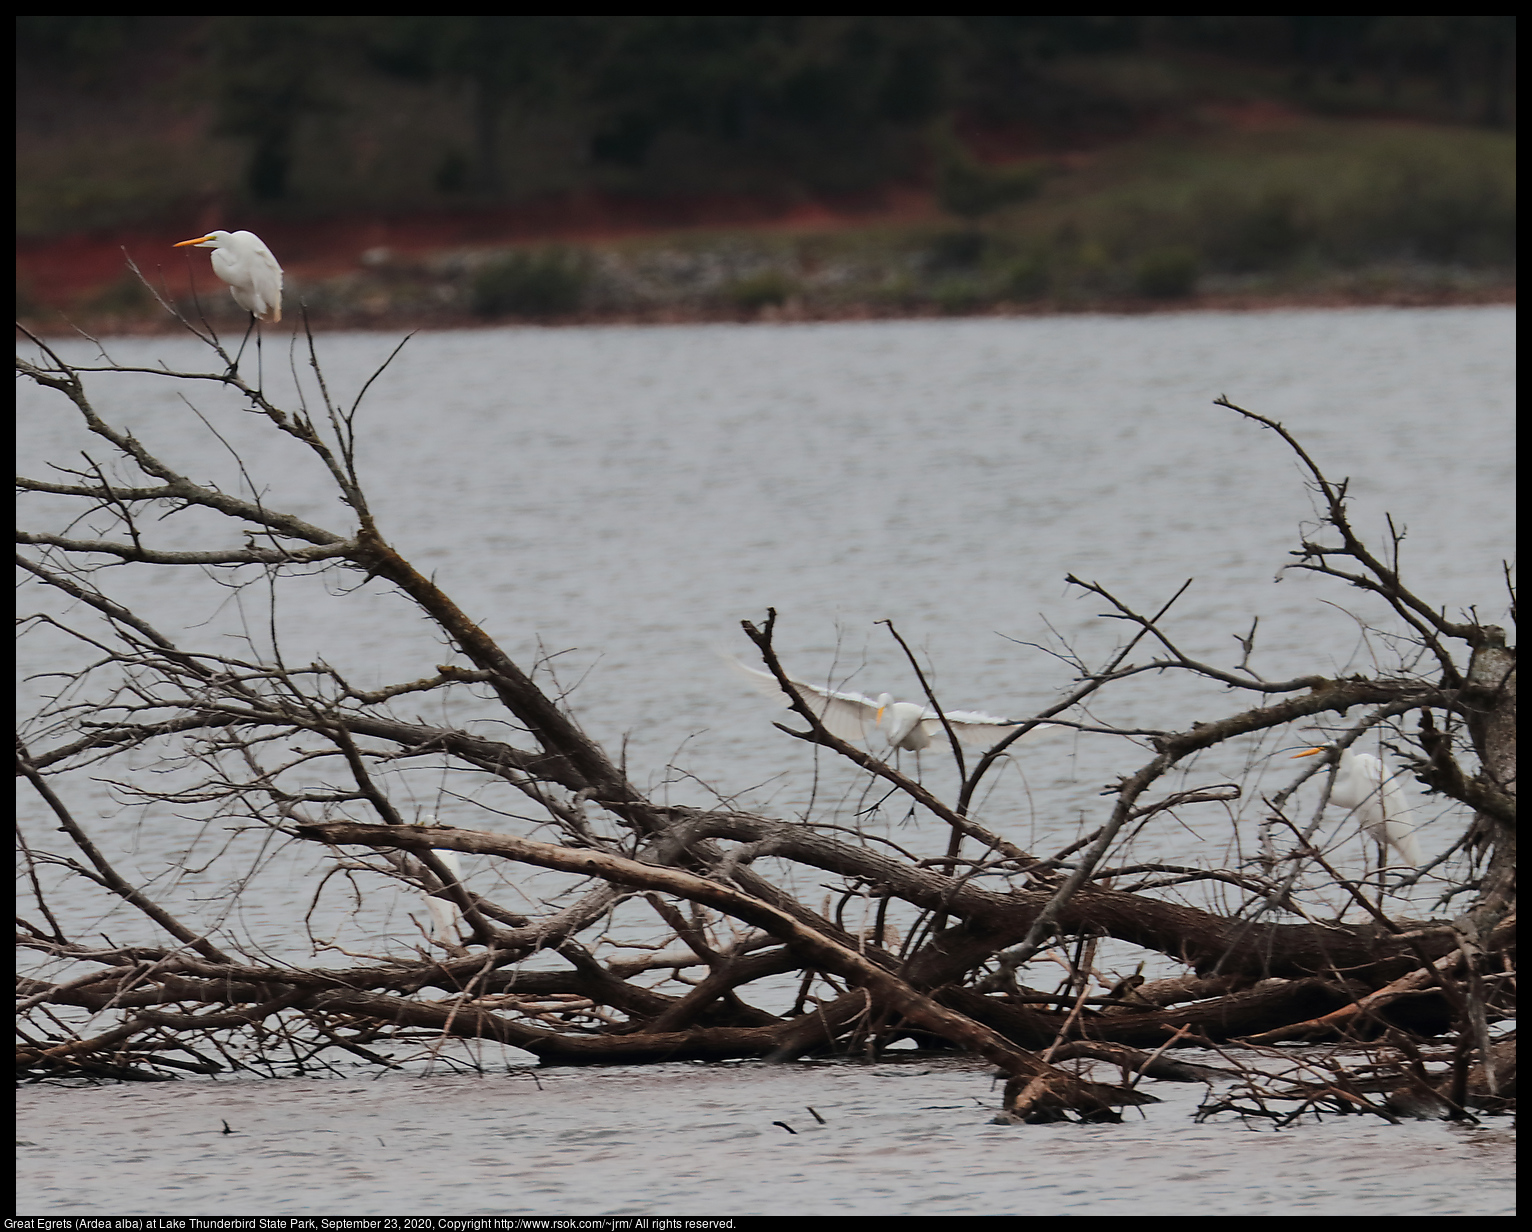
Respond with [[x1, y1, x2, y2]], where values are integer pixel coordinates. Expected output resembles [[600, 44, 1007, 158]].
[[17, 324, 1514, 1122]]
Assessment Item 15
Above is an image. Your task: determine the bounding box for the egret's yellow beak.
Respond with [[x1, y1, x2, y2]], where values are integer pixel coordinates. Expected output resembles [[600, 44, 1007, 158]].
[[173, 235, 215, 248], [875, 706, 886, 723], [1291, 747, 1325, 759]]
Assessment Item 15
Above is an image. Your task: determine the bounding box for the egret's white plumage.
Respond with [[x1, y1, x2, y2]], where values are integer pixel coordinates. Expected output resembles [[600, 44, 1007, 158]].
[[1293, 745, 1425, 869], [422, 848, 464, 944], [728, 657, 1059, 752], [173, 229, 284, 322]]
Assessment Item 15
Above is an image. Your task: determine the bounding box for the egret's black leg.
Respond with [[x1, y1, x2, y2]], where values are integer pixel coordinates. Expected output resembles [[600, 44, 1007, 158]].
[[229, 315, 256, 374]]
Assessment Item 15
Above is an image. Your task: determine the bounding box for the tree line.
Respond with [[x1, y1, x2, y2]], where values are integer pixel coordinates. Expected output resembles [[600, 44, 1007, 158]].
[[18, 16, 1517, 219]]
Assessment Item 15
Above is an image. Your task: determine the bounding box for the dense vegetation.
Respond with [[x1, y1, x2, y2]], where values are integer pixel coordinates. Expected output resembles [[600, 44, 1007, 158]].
[[18, 16, 1516, 230]]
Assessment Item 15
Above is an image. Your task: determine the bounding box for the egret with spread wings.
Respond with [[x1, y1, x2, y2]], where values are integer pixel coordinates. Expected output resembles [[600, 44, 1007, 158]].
[[728, 657, 1059, 752]]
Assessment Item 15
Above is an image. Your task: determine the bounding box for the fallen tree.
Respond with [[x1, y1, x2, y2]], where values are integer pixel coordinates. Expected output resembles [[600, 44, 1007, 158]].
[[16, 320, 1514, 1122]]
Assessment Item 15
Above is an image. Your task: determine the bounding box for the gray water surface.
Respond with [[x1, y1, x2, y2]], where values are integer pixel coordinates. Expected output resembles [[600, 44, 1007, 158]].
[[15, 1056, 1515, 1215]]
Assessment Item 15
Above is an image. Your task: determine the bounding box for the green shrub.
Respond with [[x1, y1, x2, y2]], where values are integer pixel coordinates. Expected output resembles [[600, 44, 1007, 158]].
[[937, 153, 1047, 221], [471, 249, 588, 317], [724, 270, 796, 310], [1210, 191, 1309, 272], [1026, 125, 1514, 286], [1133, 247, 1200, 298], [1004, 254, 1051, 299], [931, 277, 986, 314], [1326, 136, 1515, 265], [925, 229, 989, 271]]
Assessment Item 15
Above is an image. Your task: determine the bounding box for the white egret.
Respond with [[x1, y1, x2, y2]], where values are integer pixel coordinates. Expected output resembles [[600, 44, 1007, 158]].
[[728, 657, 1060, 752], [1293, 745, 1425, 869], [421, 848, 464, 945], [173, 230, 283, 322]]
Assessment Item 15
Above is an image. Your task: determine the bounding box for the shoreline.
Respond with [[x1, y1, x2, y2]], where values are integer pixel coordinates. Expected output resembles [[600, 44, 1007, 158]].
[[19, 115, 1511, 341], [18, 283, 1515, 339]]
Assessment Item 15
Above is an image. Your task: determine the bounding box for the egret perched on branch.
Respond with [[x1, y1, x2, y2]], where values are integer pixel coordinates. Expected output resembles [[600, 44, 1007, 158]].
[[173, 230, 283, 322], [1293, 744, 1425, 869], [728, 658, 1060, 752]]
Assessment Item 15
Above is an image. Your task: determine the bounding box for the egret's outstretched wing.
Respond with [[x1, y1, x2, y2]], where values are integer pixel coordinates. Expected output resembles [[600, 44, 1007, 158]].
[[922, 711, 1065, 747], [729, 657, 1065, 750], [725, 657, 881, 743]]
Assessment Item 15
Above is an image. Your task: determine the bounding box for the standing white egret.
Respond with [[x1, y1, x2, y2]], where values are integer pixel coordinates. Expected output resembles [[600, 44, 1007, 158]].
[[1293, 744, 1425, 869], [422, 848, 464, 945], [728, 658, 1060, 752], [173, 230, 283, 322]]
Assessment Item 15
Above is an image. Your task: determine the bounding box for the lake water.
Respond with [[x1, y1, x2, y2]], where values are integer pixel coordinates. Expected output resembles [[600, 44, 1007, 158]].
[[15, 1054, 1516, 1216], [15, 307, 1516, 1214]]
